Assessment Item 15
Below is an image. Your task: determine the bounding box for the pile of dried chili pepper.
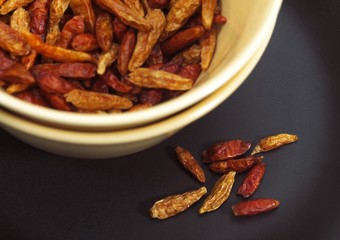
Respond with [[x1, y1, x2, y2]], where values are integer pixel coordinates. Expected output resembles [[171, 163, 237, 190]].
[[0, 0, 226, 113], [150, 133, 298, 219]]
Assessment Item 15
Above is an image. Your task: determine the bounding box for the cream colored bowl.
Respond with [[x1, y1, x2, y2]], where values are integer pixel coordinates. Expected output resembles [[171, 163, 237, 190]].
[[0, 0, 282, 131], [0, 21, 276, 159]]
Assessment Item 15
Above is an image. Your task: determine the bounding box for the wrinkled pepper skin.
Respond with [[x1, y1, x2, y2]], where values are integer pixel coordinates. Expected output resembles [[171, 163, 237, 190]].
[[232, 198, 280, 216]]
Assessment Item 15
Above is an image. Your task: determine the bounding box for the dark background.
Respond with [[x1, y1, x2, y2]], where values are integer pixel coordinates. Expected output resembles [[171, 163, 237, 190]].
[[1, 0, 340, 239]]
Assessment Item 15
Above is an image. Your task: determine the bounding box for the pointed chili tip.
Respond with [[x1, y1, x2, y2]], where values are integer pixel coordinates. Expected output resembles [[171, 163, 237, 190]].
[[198, 175, 206, 183], [274, 199, 280, 207], [174, 145, 184, 152], [231, 205, 240, 216], [198, 207, 206, 215], [251, 146, 261, 155]]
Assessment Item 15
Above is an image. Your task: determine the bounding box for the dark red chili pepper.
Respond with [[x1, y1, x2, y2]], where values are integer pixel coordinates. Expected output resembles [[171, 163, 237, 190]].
[[209, 155, 263, 174], [202, 140, 251, 163], [237, 162, 266, 198]]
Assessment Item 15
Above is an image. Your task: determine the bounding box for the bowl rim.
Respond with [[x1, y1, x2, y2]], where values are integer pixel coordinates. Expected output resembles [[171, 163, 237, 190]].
[[0, 0, 283, 130], [0, 21, 276, 146]]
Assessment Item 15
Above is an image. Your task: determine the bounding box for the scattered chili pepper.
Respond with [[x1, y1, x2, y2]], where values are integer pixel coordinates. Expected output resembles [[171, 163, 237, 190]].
[[202, 140, 251, 163], [252, 133, 298, 155], [175, 146, 206, 183], [199, 171, 236, 214], [237, 162, 266, 198], [209, 155, 263, 174], [232, 198, 280, 216], [150, 186, 207, 219]]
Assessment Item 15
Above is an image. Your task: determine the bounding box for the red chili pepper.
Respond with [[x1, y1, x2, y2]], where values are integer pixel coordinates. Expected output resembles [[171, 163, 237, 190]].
[[202, 140, 251, 163], [237, 162, 266, 198], [209, 155, 263, 173], [232, 198, 280, 216]]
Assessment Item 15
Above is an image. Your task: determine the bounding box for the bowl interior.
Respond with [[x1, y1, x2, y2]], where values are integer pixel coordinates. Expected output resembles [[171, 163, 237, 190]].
[[0, 0, 282, 131]]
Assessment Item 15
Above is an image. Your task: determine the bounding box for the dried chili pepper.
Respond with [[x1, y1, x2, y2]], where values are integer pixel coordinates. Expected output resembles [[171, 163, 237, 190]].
[[31, 63, 97, 79], [41, 91, 73, 111], [0, 0, 7, 10], [21, 49, 38, 70], [71, 33, 98, 52], [213, 14, 227, 25], [56, 15, 85, 48], [148, 0, 169, 9], [112, 17, 127, 43], [97, 43, 120, 75], [127, 103, 152, 112], [209, 155, 264, 174], [17, 3, 42, 69], [9, 7, 35, 69], [150, 186, 207, 219], [121, 75, 141, 95], [0, 21, 30, 56], [5, 83, 31, 94], [128, 67, 193, 90], [147, 63, 164, 70], [173, 44, 201, 67], [237, 162, 266, 198], [69, 0, 96, 32], [94, 0, 152, 31], [144, 44, 164, 66], [55, 63, 97, 79], [36, 70, 77, 94], [159, 63, 179, 74], [0, 0, 34, 15], [64, 89, 133, 111], [28, 0, 50, 35], [21, 30, 96, 63], [160, 26, 205, 56], [101, 70, 132, 93], [200, 27, 216, 70], [159, 56, 183, 74], [15, 90, 50, 107], [91, 79, 109, 93], [45, 0, 70, 45], [251, 133, 298, 155], [199, 171, 236, 214], [232, 198, 280, 216], [10, 7, 30, 33], [95, 11, 114, 52], [161, 0, 201, 40], [202, 140, 251, 163], [184, 12, 202, 28], [0, 50, 16, 69], [175, 146, 206, 183], [121, 0, 144, 17], [0, 50, 35, 84], [139, 88, 164, 105], [118, 28, 136, 75], [128, 8, 166, 71], [201, 0, 216, 30], [177, 64, 202, 82]]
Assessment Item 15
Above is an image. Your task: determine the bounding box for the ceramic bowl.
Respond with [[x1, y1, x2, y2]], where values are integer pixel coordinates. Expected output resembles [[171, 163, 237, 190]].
[[0, 20, 276, 159], [0, 0, 282, 131]]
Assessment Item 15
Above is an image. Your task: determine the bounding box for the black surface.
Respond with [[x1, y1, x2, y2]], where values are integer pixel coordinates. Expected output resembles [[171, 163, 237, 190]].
[[1, 0, 340, 239]]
